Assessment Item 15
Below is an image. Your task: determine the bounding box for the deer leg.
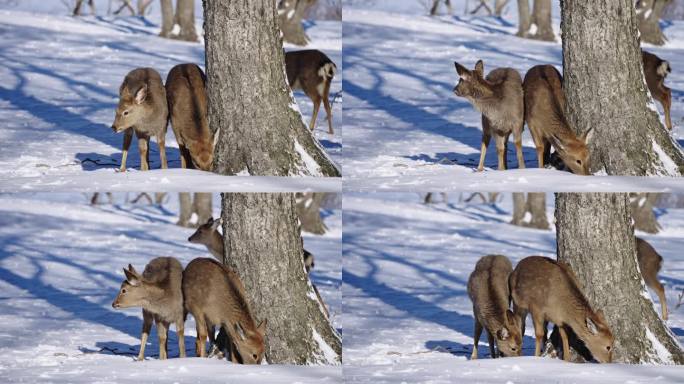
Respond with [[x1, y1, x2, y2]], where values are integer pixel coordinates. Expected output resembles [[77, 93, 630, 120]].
[[138, 309, 153, 361], [663, 88, 672, 130], [157, 319, 169, 360], [177, 320, 186, 358], [157, 132, 168, 169], [487, 330, 497, 358], [531, 311, 545, 357], [194, 316, 208, 357], [514, 128, 525, 169], [513, 303, 527, 338], [309, 96, 322, 132], [471, 314, 483, 360], [120, 128, 133, 172], [558, 325, 571, 361], [323, 80, 334, 134], [653, 280, 668, 320], [137, 134, 150, 171], [477, 132, 491, 172], [495, 134, 507, 171]]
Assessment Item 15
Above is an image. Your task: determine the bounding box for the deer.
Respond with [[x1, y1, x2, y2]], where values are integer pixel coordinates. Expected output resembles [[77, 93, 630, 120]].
[[453, 60, 525, 172], [642, 50, 672, 130], [509, 256, 614, 363], [111, 68, 169, 172], [522, 65, 594, 175], [166, 63, 215, 171], [468, 255, 522, 359], [285, 50, 337, 135], [111, 257, 185, 360], [182, 258, 266, 364], [636, 237, 668, 320]]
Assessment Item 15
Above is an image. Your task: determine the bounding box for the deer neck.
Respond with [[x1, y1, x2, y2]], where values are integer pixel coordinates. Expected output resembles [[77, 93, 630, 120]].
[[207, 230, 224, 261]]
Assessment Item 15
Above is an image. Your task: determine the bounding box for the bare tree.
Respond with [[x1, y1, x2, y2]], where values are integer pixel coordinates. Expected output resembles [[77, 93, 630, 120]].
[[630, 193, 661, 234], [205, 1, 339, 176], [296, 193, 328, 235], [562, 0, 683, 175], [516, 0, 554, 41], [278, 0, 317, 46], [637, 0, 673, 45], [555, 193, 683, 363], [510, 193, 549, 229]]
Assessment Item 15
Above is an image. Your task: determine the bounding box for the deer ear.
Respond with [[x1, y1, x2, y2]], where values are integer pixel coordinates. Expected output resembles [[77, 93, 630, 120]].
[[124, 267, 140, 286], [586, 316, 598, 335], [257, 319, 267, 336], [210, 218, 222, 231], [235, 322, 247, 341], [134, 84, 148, 104], [474, 60, 484, 78], [454, 62, 470, 78], [549, 135, 566, 152], [581, 128, 594, 145], [497, 327, 509, 340]]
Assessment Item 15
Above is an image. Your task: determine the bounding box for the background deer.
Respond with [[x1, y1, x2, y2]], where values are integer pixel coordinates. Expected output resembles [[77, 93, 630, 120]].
[[111, 257, 185, 360], [111, 68, 168, 172], [642, 50, 672, 130], [166, 63, 214, 171], [454, 60, 525, 171], [468, 255, 522, 359], [182, 258, 266, 364], [509, 256, 614, 362], [285, 49, 336, 134], [522, 65, 593, 175], [636, 237, 668, 320]]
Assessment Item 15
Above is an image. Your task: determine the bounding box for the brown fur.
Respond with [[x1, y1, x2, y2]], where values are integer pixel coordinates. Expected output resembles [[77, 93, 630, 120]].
[[636, 237, 668, 320], [454, 60, 525, 171], [182, 258, 266, 364], [642, 50, 672, 130], [165, 64, 214, 171], [188, 217, 224, 261], [111, 68, 168, 172], [285, 49, 336, 134], [467, 255, 522, 359], [111, 257, 185, 360], [509, 256, 614, 362], [522, 65, 593, 175]]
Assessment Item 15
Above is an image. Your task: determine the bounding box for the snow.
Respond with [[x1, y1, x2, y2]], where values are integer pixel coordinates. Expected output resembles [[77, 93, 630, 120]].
[[0, 8, 341, 191], [342, 1, 684, 190], [645, 328, 674, 364], [343, 192, 684, 382], [0, 193, 341, 382], [652, 139, 680, 177]]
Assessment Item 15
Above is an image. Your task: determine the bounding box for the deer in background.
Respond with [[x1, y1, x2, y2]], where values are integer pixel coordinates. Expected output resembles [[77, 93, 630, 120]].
[[111, 257, 185, 360], [111, 68, 168, 172], [642, 50, 672, 130], [523, 65, 593, 175], [509, 256, 614, 362], [285, 50, 337, 135], [166, 63, 215, 171], [636, 237, 668, 320], [468, 255, 522, 359], [453, 60, 525, 171]]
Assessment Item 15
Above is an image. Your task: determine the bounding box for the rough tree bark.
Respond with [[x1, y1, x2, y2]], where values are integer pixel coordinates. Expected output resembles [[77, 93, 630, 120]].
[[630, 193, 661, 234], [205, 0, 338, 176], [278, 0, 317, 46], [296, 192, 328, 235], [221, 193, 341, 364], [555, 193, 683, 364], [510, 193, 549, 229], [562, 0, 684, 175], [637, 0, 672, 45]]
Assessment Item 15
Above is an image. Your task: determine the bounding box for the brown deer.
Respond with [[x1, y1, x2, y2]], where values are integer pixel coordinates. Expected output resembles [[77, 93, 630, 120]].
[[285, 50, 337, 134], [454, 60, 525, 171], [166, 63, 214, 171], [642, 51, 672, 130], [636, 237, 668, 320], [111, 68, 168, 172], [509, 256, 614, 362], [182, 258, 266, 364], [468, 255, 522, 359], [522, 65, 593, 175], [111, 257, 185, 360]]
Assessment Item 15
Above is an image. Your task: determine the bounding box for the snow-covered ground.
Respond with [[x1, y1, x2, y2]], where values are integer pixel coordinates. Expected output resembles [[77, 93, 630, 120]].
[[0, 7, 341, 191], [342, 0, 684, 191], [343, 192, 684, 383], [0, 193, 341, 383]]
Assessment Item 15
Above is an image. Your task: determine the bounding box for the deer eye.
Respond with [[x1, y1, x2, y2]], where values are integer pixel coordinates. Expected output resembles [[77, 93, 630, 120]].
[[606, 346, 611, 351], [252, 354, 257, 359], [576, 160, 582, 165], [121, 288, 127, 293], [123, 110, 129, 116]]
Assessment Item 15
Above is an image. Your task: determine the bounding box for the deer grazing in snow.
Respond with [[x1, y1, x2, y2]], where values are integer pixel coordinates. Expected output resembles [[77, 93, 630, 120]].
[[636, 237, 668, 321], [468, 255, 522, 359], [111, 68, 168, 172], [642, 50, 672, 130], [453, 60, 525, 171], [522, 65, 593, 175], [166, 63, 215, 171], [285, 49, 337, 135], [509, 256, 614, 363], [111, 257, 185, 360]]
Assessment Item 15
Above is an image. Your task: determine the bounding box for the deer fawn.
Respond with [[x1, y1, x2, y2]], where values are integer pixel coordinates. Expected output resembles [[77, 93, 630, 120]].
[[642, 51, 672, 130], [509, 256, 614, 363], [523, 65, 593, 175], [468, 255, 522, 359], [182, 258, 266, 364], [285, 50, 337, 134], [636, 237, 668, 320], [166, 63, 214, 171], [454, 60, 525, 171], [111, 257, 185, 360], [111, 68, 168, 172]]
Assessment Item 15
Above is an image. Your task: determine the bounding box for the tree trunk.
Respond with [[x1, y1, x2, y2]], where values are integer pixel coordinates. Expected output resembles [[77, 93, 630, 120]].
[[516, 0, 532, 37], [630, 193, 661, 234], [159, 0, 174, 37], [278, 0, 317, 46], [175, 0, 198, 41], [555, 193, 683, 364], [637, 0, 672, 45], [220, 193, 341, 364], [531, 0, 554, 41], [296, 193, 328, 235], [562, 0, 684, 176], [205, 0, 339, 176]]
